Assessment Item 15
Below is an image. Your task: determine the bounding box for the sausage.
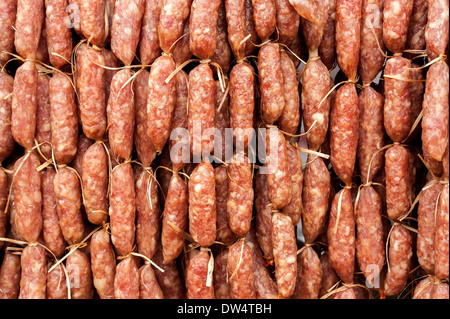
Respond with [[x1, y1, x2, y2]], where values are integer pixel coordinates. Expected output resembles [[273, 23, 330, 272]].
[[211, 2, 232, 74], [189, 161, 216, 247], [78, 0, 106, 47], [34, 74, 52, 161], [169, 70, 189, 171], [355, 185, 385, 285], [11, 61, 38, 150], [435, 184, 449, 280], [114, 257, 140, 299], [225, 0, 247, 61], [133, 69, 156, 168], [172, 20, 193, 66], [251, 0, 277, 42], [318, 0, 337, 70], [274, 0, 300, 46], [383, 224, 413, 296], [288, 0, 319, 23], [383, 56, 412, 143], [227, 240, 256, 299], [301, 154, 331, 244], [41, 168, 66, 258], [330, 82, 359, 185], [215, 166, 237, 247], [425, 0, 449, 60], [65, 249, 93, 299], [67, 0, 81, 36], [385, 145, 410, 221], [382, 0, 413, 53], [186, 249, 215, 299], [188, 63, 216, 159], [229, 63, 255, 150], [0, 71, 14, 163], [335, 0, 362, 81], [146, 55, 177, 153], [227, 153, 254, 238], [258, 43, 285, 125], [13, 153, 42, 243], [301, 0, 328, 58], [50, 72, 79, 165], [161, 172, 188, 263], [7, 175, 25, 242], [327, 188, 355, 284], [54, 166, 84, 245], [47, 263, 68, 299], [300, 58, 331, 151], [110, 0, 145, 66], [264, 127, 292, 210], [76, 45, 106, 141], [0, 0, 16, 66], [45, 0, 73, 68], [271, 212, 298, 299], [135, 170, 160, 260], [18, 245, 47, 299], [107, 69, 135, 161], [319, 251, 340, 298], [333, 286, 357, 299], [421, 60, 449, 161], [70, 133, 93, 178], [359, 0, 385, 84], [278, 51, 300, 135], [244, 226, 278, 299], [0, 250, 21, 299], [412, 276, 433, 299], [292, 246, 322, 299], [281, 143, 303, 226], [109, 163, 136, 256], [189, 0, 221, 60], [90, 228, 116, 299], [405, 0, 428, 58], [214, 250, 231, 299], [139, 263, 164, 299], [158, 0, 193, 54], [357, 86, 385, 183], [417, 181, 443, 275], [151, 243, 187, 299], [139, 0, 162, 65], [254, 171, 274, 259], [214, 78, 231, 163], [82, 142, 108, 225], [414, 277, 450, 299], [431, 282, 450, 299], [14, 0, 45, 59]]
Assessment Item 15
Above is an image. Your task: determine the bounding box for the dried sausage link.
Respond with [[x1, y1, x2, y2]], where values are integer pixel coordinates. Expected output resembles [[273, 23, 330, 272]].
[[189, 161, 216, 247], [327, 188, 356, 284], [227, 240, 256, 299], [272, 212, 297, 299], [382, 0, 413, 54]]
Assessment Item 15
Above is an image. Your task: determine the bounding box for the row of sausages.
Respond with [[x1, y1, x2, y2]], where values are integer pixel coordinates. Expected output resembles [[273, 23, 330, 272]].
[[0, 0, 449, 299]]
